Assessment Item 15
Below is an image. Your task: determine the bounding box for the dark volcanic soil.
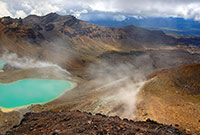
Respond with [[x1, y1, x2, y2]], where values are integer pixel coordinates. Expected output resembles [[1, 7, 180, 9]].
[[6, 111, 183, 135]]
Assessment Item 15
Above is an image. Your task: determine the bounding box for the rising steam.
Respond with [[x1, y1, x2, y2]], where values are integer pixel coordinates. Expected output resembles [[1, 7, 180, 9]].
[[0, 52, 70, 74], [87, 54, 153, 119]]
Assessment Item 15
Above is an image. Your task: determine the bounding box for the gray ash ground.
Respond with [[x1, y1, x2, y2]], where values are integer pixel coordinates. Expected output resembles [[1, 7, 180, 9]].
[[6, 110, 184, 135]]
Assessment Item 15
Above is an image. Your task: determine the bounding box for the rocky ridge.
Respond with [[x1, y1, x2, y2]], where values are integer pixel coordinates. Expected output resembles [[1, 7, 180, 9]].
[[6, 110, 183, 135]]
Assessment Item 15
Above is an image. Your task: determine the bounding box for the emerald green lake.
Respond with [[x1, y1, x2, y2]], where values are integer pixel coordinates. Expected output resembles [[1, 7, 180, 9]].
[[0, 79, 75, 109]]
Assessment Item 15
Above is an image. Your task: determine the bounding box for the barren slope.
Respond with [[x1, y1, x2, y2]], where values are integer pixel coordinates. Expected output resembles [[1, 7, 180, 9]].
[[136, 64, 200, 134], [6, 110, 183, 135]]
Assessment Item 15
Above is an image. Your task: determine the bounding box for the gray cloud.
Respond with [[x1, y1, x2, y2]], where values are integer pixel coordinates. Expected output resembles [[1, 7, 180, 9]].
[[1, 0, 200, 20]]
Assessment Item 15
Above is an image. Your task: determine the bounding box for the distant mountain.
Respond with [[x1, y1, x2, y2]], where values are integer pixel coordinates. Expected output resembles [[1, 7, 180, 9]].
[[0, 13, 200, 74], [0, 13, 177, 66], [88, 17, 200, 36]]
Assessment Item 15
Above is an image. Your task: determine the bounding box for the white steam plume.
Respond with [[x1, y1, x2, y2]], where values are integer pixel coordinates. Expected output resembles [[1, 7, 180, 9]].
[[0, 52, 70, 74], [87, 55, 153, 118]]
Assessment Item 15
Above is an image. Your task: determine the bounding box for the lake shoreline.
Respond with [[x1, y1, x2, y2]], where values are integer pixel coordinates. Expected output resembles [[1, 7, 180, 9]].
[[0, 79, 77, 113]]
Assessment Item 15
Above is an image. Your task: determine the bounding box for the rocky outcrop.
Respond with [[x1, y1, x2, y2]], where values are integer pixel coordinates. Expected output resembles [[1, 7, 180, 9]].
[[6, 111, 183, 135], [0, 17, 44, 45], [45, 24, 54, 31], [2, 64, 19, 72]]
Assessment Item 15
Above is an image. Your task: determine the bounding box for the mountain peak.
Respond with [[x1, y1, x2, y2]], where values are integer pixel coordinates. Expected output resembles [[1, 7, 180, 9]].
[[45, 12, 59, 16], [43, 12, 61, 19]]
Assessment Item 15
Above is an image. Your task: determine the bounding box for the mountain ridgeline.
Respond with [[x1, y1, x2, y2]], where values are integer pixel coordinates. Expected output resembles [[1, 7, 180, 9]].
[[0, 13, 200, 75], [89, 17, 200, 36], [0, 13, 176, 54], [1, 13, 200, 134]]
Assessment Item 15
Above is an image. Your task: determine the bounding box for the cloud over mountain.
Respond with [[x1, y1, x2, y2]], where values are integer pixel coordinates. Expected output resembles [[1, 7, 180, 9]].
[[1, 0, 200, 20]]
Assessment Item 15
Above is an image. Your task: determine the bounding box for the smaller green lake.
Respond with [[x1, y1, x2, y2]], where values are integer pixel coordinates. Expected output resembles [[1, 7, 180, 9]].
[[0, 60, 5, 70], [0, 79, 75, 109]]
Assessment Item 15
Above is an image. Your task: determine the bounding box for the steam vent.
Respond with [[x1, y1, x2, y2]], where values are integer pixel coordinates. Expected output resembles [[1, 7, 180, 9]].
[[1, 1, 200, 134]]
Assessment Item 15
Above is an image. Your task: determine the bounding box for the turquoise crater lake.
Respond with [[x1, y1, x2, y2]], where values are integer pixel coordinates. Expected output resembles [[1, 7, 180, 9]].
[[0, 79, 76, 109]]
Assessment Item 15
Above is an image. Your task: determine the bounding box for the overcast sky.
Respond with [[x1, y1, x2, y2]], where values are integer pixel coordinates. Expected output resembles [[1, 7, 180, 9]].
[[1, 0, 200, 21]]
